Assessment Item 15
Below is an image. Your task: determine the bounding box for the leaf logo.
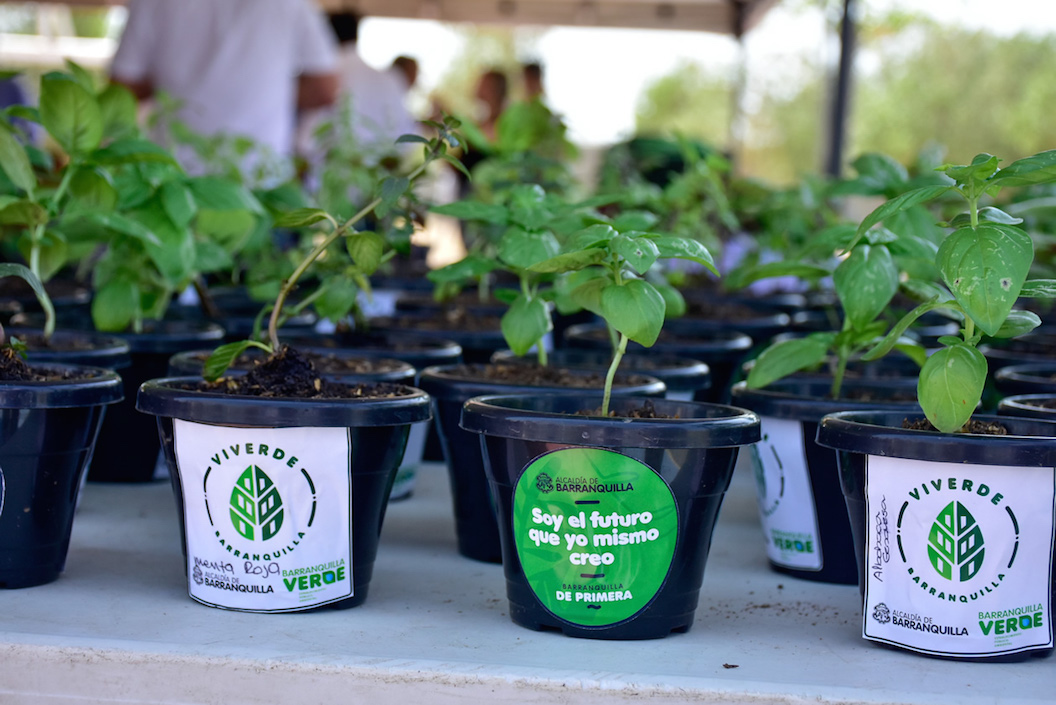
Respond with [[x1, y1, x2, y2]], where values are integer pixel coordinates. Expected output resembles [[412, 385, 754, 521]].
[[927, 501, 985, 582], [229, 465, 284, 541]]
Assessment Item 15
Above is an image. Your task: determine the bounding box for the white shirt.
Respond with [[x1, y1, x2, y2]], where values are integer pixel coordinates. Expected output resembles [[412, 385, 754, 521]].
[[297, 43, 418, 164], [111, 0, 337, 161]]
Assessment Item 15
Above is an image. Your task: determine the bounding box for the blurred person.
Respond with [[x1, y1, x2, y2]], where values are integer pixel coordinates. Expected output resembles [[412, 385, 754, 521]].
[[522, 61, 544, 101], [391, 55, 419, 92], [298, 11, 418, 160], [109, 0, 338, 177], [474, 69, 508, 142]]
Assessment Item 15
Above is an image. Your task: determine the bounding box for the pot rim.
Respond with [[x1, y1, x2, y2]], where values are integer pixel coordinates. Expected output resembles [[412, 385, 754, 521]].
[[418, 363, 667, 399], [0, 364, 124, 408], [137, 377, 431, 427], [168, 348, 416, 381], [731, 379, 920, 421], [817, 410, 1056, 466], [490, 349, 711, 392], [460, 393, 760, 448]]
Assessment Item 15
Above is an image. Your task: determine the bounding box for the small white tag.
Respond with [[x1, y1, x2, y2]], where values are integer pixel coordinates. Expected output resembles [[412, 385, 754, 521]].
[[173, 420, 353, 612], [750, 416, 823, 570], [863, 455, 1055, 657]]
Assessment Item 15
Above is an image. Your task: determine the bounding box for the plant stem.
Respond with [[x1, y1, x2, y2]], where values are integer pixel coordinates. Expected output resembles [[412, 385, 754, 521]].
[[266, 160, 433, 350], [601, 333, 628, 417], [830, 344, 850, 400]]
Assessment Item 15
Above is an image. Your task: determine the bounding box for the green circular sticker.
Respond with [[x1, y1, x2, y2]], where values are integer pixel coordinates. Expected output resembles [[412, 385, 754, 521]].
[[513, 447, 678, 627]]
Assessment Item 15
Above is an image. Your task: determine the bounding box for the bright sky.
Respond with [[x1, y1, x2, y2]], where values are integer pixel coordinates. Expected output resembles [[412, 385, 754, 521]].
[[357, 0, 1056, 146]]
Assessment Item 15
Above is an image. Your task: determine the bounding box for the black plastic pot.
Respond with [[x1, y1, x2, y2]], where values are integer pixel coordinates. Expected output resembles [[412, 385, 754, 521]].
[[368, 313, 512, 365], [998, 394, 1056, 420], [817, 410, 1056, 660], [167, 348, 415, 384], [994, 363, 1056, 398], [731, 380, 920, 585], [9, 328, 131, 371], [89, 321, 225, 483], [418, 364, 666, 563], [670, 295, 792, 346], [490, 349, 711, 401], [564, 323, 752, 403], [137, 378, 431, 612], [461, 394, 760, 639], [0, 365, 123, 588], [287, 331, 465, 480]]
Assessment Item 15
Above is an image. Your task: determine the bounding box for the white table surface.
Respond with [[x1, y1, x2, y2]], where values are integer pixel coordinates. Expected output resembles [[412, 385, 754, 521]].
[[0, 458, 1052, 705]]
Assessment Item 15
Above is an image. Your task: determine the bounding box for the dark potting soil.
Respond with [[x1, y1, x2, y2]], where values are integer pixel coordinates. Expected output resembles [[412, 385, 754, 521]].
[[188, 349, 405, 374], [841, 388, 917, 403], [12, 332, 100, 352], [577, 399, 673, 419], [902, 417, 1009, 435], [188, 346, 410, 399], [445, 363, 652, 388], [374, 309, 503, 333], [0, 277, 85, 300], [0, 347, 81, 381], [685, 299, 773, 319]]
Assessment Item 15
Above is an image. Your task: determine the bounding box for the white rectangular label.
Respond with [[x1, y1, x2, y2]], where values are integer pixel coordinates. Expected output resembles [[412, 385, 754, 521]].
[[751, 416, 823, 570], [863, 455, 1055, 657], [174, 420, 353, 612]]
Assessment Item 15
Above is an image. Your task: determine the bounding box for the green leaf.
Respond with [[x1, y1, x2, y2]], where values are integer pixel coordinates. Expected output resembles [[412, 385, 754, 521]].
[[76, 211, 160, 247], [498, 227, 560, 270], [746, 333, 836, 389], [651, 236, 718, 274], [130, 203, 196, 285], [17, 229, 67, 282], [314, 277, 359, 322], [892, 342, 928, 367], [1019, 279, 1056, 298], [347, 231, 386, 275], [990, 310, 1041, 339], [938, 224, 1032, 336], [194, 238, 233, 274], [160, 181, 198, 229], [861, 300, 951, 361], [441, 153, 471, 180], [600, 279, 666, 347], [507, 184, 549, 231], [204, 340, 268, 381], [611, 210, 659, 232], [612, 233, 659, 275], [91, 278, 139, 332], [834, 244, 899, 331], [230, 465, 285, 541], [0, 200, 47, 226], [941, 153, 1000, 188], [850, 152, 908, 193], [67, 167, 118, 212], [948, 206, 1022, 228], [928, 501, 985, 581], [97, 83, 138, 140], [0, 125, 35, 197], [918, 343, 987, 433], [530, 247, 607, 274], [430, 200, 507, 224], [501, 294, 552, 356], [4, 105, 41, 125], [569, 276, 607, 317], [63, 60, 96, 92], [91, 138, 178, 166], [396, 133, 430, 145], [851, 185, 952, 250], [379, 176, 409, 207], [275, 207, 331, 228], [566, 224, 617, 251], [187, 177, 262, 213], [987, 150, 1056, 188], [0, 262, 49, 312], [654, 279, 686, 318], [39, 72, 103, 155]]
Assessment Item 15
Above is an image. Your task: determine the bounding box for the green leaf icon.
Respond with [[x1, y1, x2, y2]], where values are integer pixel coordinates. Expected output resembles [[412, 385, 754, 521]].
[[927, 501, 985, 582], [230, 465, 284, 541]]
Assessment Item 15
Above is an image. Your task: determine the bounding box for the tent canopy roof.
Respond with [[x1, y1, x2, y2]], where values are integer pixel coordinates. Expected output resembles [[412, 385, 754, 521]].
[[22, 0, 779, 35]]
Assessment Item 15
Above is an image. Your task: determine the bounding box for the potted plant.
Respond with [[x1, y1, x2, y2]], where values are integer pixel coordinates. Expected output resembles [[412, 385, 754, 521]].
[[134, 120, 467, 613], [0, 264, 123, 588], [815, 151, 1056, 660], [459, 218, 761, 639]]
